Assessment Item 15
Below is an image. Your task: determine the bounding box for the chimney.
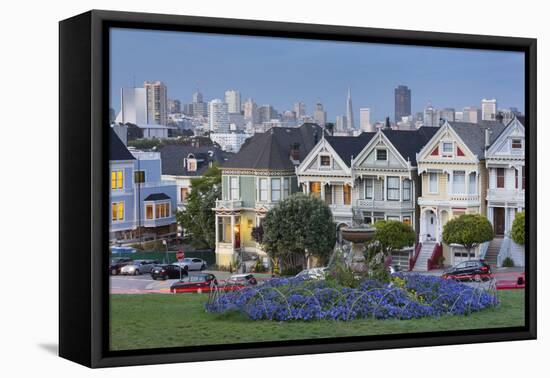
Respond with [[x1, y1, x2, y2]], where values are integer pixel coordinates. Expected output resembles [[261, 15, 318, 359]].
[[290, 142, 301, 161], [485, 129, 491, 148]]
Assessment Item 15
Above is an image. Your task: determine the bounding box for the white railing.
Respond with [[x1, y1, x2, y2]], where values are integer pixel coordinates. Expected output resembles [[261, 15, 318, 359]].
[[355, 199, 413, 209], [329, 204, 353, 215], [479, 241, 490, 260], [487, 189, 525, 202], [449, 194, 480, 202], [215, 199, 243, 209], [497, 237, 512, 267]]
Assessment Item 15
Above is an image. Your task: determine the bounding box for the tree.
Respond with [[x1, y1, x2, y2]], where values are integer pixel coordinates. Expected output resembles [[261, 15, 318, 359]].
[[176, 164, 221, 249], [261, 193, 336, 271], [442, 214, 493, 254], [511, 211, 525, 245]]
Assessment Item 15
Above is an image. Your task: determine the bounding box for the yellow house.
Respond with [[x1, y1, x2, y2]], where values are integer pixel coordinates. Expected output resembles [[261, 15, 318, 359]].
[[416, 120, 506, 267]]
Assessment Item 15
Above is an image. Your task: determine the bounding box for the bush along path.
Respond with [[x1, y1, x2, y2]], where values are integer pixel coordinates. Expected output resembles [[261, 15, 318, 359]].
[[205, 274, 499, 321]]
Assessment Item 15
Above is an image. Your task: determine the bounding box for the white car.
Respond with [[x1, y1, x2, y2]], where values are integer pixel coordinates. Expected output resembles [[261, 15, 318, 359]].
[[172, 258, 207, 272], [120, 259, 159, 275], [295, 267, 329, 280]]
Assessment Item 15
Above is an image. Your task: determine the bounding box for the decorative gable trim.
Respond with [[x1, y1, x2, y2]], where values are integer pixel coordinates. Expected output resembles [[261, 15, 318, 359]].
[[352, 130, 411, 170], [296, 138, 351, 176], [416, 121, 479, 163]]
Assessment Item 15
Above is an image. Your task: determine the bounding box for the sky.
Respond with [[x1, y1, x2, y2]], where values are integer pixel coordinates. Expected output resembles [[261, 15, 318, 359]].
[[110, 28, 525, 123]]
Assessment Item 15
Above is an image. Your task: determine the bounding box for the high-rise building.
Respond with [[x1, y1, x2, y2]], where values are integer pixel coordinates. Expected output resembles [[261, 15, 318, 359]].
[[208, 99, 230, 132], [423, 104, 438, 127], [346, 88, 354, 129], [455, 111, 464, 122], [481, 98, 497, 121], [294, 102, 306, 120], [359, 108, 373, 132], [192, 90, 207, 117], [394, 85, 411, 123], [439, 108, 455, 122], [225, 90, 241, 114], [243, 98, 258, 124], [116, 87, 148, 125], [258, 105, 277, 123], [144, 81, 168, 125], [336, 115, 347, 132], [314, 103, 327, 127], [168, 99, 181, 114], [192, 90, 203, 104], [462, 106, 480, 123]]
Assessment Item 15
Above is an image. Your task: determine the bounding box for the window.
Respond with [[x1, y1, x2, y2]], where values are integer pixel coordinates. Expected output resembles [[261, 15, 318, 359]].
[[155, 202, 170, 219], [343, 184, 351, 205], [442, 142, 453, 156], [111, 202, 124, 222], [259, 178, 268, 201], [403, 179, 411, 201], [180, 188, 189, 202], [324, 184, 333, 205], [387, 216, 400, 221], [376, 149, 387, 161], [402, 215, 412, 226], [453, 171, 466, 194], [271, 178, 281, 202], [145, 204, 154, 220], [134, 170, 145, 184], [365, 178, 374, 199], [496, 168, 505, 188], [522, 166, 526, 190], [320, 155, 331, 167], [468, 172, 477, 195], [363, 215, 373, 225], [387, 177, 400, 201], [283, 178, 290, 199], [310, 182, 321, 198], [373, 212, 385, 223], [512, 139, 522, 149], [229, 177, 239, 200], [428, 173, 438, 194], [111, 170, 123, 190], [187, 158, 197, 172]]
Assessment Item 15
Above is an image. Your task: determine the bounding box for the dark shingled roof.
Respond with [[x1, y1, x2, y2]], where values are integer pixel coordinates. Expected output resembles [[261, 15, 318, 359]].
[[159, 145, 232, 176], [109, 127, 135, 161], [448, 121, 507, 159], [222, 123, 323, 170], [324, 132, 375, 166], [144, 193, 171, 201]]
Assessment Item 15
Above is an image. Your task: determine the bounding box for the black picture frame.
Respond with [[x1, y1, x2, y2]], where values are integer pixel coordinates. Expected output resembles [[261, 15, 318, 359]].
[[59, 9, 537, 368]]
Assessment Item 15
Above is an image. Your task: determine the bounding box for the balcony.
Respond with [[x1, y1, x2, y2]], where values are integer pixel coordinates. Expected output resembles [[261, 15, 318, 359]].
[[449, 194, 480, 202], [487, 189, 525, 203], [329, 204, 353, 217], [215, 199, 243, 210], [355, 199, 414, 210]]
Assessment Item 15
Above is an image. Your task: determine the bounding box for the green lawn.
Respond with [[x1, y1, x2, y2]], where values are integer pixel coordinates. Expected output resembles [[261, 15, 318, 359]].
[[110, 290, 525, 351]]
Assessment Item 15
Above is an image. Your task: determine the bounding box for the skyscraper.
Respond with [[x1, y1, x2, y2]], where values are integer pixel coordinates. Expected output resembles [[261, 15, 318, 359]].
[[423, 104, 438, 127], [314, 102, 327, 127], [208, 99, 230, 132], [394, 85, 411, 123], [294, 101, 306, 120], [359, 108, 373, 132], [258, 105, 277, 123], [167, 98, 181, 114], [243, 98, 258, 124], [336, 115, 347, 132], [346, 88, 354, 129], [192, 90, 207, 117], [439, 108, 455, 122], [481, 98, 497, 121], [463, 106, 480, 123], [144, 81, 168, 125], [116, 87, 148, 125], [225, 89, 241, 114]]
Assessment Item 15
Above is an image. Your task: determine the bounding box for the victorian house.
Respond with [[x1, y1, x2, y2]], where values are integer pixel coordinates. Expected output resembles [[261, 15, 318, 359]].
[[485, 116, 525, 266], [415, 120, 506, 268], [214, 123, 322, 267], [109, 128, 178, 243]]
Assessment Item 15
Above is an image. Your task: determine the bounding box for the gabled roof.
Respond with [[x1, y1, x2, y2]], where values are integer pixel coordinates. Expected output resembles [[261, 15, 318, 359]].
[[381, 127, 439, 165], [448, 121, 507, 159], [109, 127, 135, 161], [222, 123, 323, 170], [324, 133, 375, 166], [159, 145, 231, 177], [144, 193, 171, 201]]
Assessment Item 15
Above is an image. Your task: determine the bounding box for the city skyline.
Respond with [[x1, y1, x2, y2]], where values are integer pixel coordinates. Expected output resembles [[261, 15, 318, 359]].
[[110, 28, 525, 124]]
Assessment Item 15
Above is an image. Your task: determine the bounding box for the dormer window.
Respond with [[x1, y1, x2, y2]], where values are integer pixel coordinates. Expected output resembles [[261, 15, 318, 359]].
[[187, 158, 197, 172], [441, 142, 453, 157], [320, 155, 331, 167], [376, 149, 387, 161]]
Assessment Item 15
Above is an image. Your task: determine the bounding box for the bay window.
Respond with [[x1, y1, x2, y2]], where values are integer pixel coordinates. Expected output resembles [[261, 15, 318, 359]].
[[496, 168, 505, 188], [453, 171, 466, 194], [271, 178, 281, 202], [229, 176, 239, 200], [403, 179, 411, 201], [259, 178, 268, 201], [428, 173, 438, 194], [387, 177, 400, 201], [365, 178, 373, 199], [283, 178, 290, 199], [468, 172, 477, 194]]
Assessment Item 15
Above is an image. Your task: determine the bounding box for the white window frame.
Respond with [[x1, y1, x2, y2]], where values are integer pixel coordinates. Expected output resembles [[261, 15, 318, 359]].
[[271, 178, 281, 202], [441, 141, 454, 157], [403, 179, 411, 201], [283, 177, 290, 199], [453, 170, 466, 194], [364, 178, 374, 199], [387, 176, 400, 201], [259, 178, 268, 202], [376, 148, 388, 161], [511, 138, 523, 150], [111, 201, 125, 222], [428, 173, 438, 194], [229, 176, 239, 200], [319, 154, 331, 168], [468, 172, 477, 195]]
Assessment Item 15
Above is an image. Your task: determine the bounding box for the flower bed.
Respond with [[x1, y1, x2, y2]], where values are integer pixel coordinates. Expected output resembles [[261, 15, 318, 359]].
[[205, 273, 499, 321]]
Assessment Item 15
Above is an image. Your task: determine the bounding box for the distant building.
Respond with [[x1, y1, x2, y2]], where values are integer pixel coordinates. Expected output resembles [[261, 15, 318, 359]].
[[294, 101, 306, 120], [192, 90, 207, 117], [116, 87, 148, 125], [258, 105, 277, 123], [346, 88, 354, 129], [168, 98, 181, 114], [210, 131, 252, 153], [455, 111, 464, 122], [144, 81, 168, 125], [336, 115, 347, 132], [359, 108, 373, 132], [439, 108, 455, 122], [463, 106, 480, 123], [225, 90, 241, 114], [423, 104, 438, 127], [243, 98, 258, 124], [482, 98, 497, 121], [394, 85, 412, 123], [208, 99, 230, 132], [313, 103, 327, 127]]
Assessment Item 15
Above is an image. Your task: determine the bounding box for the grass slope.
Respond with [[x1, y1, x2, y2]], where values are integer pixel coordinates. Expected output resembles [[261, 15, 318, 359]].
[[110, 290, 525, 351]]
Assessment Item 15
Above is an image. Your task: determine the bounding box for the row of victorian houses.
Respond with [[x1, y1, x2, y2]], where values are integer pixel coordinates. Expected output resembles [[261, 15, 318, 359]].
[[214, 118, 526, 270]]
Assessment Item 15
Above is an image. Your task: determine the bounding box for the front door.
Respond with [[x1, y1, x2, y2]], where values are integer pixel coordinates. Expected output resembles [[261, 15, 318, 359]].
[[493, 207, 505, 236], [425, 211, 436, 241]]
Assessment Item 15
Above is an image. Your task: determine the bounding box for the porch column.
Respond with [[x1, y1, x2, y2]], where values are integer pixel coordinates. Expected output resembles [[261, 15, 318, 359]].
[[517, 167, 523, 190], [383, 175, 387, 201], [399, 177, 403, 202], [321, 182, 325, 202], [419, 210, 425, 242], [504, 207, 509, 234], [215, 214, 219, 250]]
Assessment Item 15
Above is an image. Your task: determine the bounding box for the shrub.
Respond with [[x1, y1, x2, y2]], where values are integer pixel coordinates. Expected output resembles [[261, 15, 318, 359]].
[[502, 257, 515, 267], [511, 212, 525, 245], [253, 259, 268, 273], [280, 266, 303, 277]]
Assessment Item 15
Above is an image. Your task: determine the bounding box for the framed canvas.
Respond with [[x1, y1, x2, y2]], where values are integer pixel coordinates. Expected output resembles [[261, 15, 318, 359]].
[[59, 10, 536, 368]]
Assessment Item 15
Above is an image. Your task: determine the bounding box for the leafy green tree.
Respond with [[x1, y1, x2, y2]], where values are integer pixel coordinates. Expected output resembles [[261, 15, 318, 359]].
[[442, 214, 493, 254], [176, 164, 221, 249], [511, 211, 525, 245], [261, 193, 336, 271]]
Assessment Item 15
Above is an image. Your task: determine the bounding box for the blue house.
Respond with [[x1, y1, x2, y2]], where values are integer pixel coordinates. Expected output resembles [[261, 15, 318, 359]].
[[109, 128, 177, 243]]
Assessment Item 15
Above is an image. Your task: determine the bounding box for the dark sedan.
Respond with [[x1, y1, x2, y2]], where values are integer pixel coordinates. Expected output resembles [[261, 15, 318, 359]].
[[170, 273, 218, 293], [150, 264, 188, 280], [109, 258, 134, 275], [442, 260, 492, 282]]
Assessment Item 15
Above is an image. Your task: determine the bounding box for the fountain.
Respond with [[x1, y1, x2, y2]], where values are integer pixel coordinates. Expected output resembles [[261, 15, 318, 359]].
[[339, 225, 376, 272]]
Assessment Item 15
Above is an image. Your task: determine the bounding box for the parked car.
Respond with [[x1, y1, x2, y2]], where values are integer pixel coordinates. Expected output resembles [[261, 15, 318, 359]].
[[150, 264, 188, 280], [170, 273, 218, 293], [221, 274, 258, 291], [442, 260, 492, 281], [172, 258, 207, 271], [109, 258, 134, 275], [295, 267, 329, 280], [120, 259, 160, 275], [496, 273, 526, 290]]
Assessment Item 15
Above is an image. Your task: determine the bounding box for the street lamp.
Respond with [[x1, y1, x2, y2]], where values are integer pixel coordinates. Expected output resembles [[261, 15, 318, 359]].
[[162, 239, 168, 264]]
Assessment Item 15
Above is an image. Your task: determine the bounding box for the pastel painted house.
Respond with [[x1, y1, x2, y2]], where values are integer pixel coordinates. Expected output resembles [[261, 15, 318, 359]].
[[109, 128, 177, 243]]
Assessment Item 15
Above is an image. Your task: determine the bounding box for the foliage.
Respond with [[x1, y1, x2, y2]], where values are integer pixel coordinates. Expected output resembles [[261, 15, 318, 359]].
[[251, 226, 264, 244], [206, 273, 499, 321], [176, 164, 221, 249], [511, 211, 525, 245], [261, 194, 336, 271], [280, 266, 303, 277], [128, 135, 216, 150], [326, 259, 362, 288], [502, 257, 515, 267], [442, 214, 493, 253], [253, 259, 268, 273], [374, 220, 416, 254]]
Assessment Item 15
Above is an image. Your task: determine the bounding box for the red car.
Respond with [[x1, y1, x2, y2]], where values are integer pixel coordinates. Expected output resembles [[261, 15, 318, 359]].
[[496, 273, 526, 290], [170, 273, 218, 293]]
